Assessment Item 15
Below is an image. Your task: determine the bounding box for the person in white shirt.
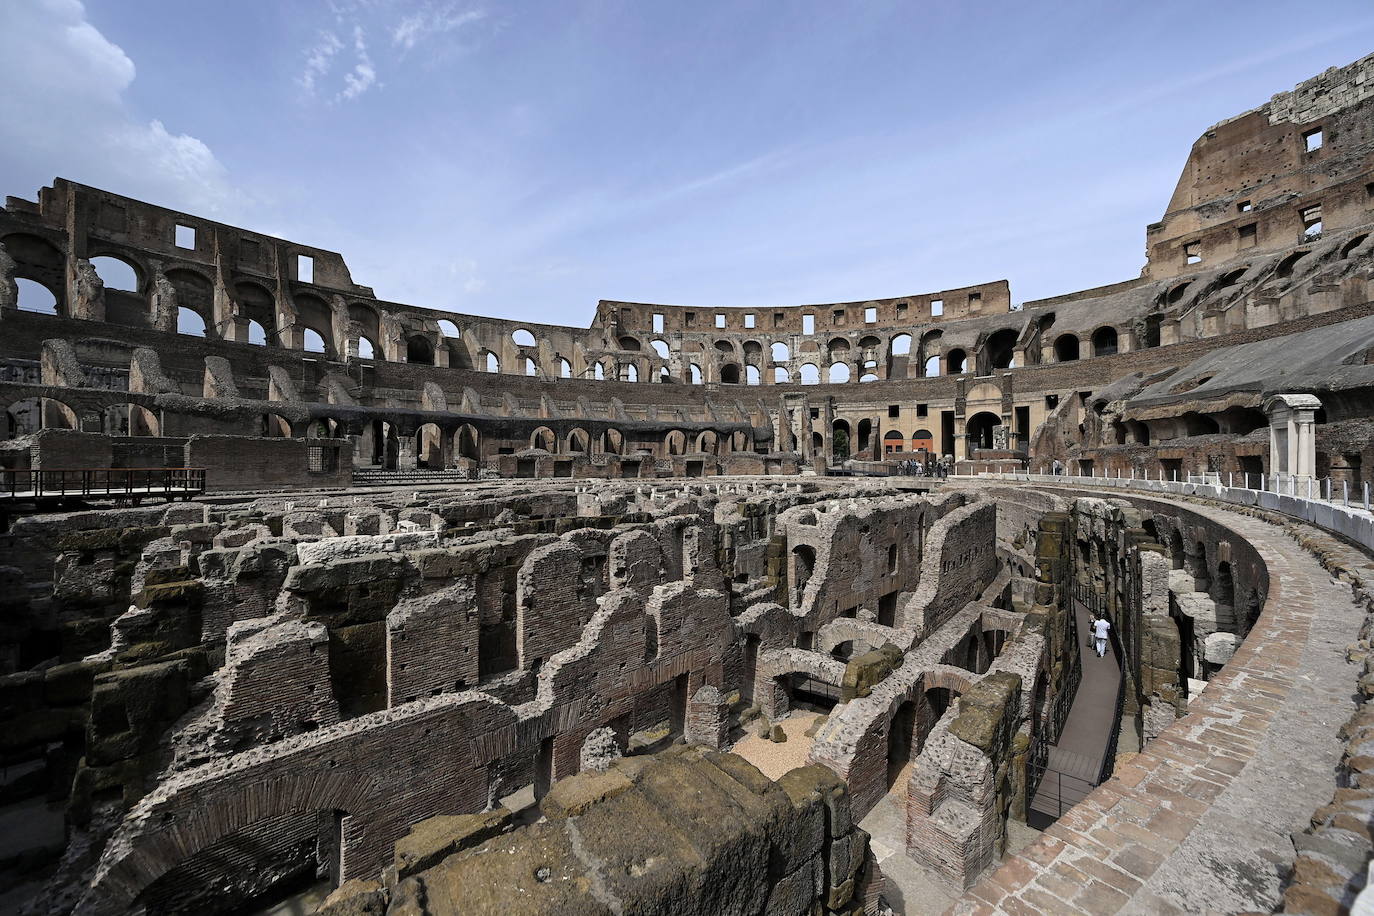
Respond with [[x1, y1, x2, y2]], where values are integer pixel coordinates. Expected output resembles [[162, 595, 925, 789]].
[[1093, 615, 1111, 658]]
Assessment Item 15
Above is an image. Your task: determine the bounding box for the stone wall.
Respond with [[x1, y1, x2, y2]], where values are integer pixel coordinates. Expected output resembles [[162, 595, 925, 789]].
[[323, 747, 873, 916], [184, 435, 352, 491]]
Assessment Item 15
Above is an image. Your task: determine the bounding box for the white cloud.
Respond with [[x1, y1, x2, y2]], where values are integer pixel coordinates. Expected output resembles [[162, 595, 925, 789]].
[[300, 31, 344, 94], [300, 22, 378, 103], [339, 25, 377, 101], [0, 0, 237, 215], [392, 3, 486, 51]]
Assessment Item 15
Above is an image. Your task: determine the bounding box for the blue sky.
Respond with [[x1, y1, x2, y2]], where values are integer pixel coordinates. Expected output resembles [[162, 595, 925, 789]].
[[5, 1, 1374, 325]]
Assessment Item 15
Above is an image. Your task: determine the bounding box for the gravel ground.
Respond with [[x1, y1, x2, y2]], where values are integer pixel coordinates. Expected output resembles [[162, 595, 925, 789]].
[[728, 710, 822, 780]]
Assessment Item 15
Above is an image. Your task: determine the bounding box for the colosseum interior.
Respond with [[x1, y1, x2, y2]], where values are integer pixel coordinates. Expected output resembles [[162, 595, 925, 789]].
[[2, 48, 1374, 916]]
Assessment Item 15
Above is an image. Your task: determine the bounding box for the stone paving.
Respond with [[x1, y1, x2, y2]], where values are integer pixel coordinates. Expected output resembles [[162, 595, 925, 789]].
[[950, 491, 1365, 915]]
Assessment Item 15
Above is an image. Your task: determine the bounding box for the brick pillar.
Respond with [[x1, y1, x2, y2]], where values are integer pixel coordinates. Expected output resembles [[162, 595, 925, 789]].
[[685, 685, 730, 750]]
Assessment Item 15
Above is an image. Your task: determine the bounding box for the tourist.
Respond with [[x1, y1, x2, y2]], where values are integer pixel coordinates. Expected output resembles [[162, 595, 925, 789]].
[[1052, 458, 1064, 476], [1093, 614, 1112, 658]]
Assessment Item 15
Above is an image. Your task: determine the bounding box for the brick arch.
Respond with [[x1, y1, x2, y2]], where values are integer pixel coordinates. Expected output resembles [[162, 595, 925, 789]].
[[86, 694, 518, 913]]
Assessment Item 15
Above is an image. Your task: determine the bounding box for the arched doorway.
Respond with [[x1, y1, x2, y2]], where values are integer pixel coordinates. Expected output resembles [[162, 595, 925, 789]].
[[965, 411, 1001, 451]]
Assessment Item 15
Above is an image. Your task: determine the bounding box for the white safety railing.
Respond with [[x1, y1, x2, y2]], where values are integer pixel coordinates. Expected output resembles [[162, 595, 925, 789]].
[[951, 468, 1374, 553]]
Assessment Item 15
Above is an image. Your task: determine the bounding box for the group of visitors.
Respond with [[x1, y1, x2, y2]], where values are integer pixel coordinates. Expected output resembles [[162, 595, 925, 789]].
[[898, 456, 950, 478]]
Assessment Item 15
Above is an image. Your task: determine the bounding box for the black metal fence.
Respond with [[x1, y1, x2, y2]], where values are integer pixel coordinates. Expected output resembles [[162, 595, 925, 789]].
[[1027, 584, 1127, 821], [0, 467, 206, 502]]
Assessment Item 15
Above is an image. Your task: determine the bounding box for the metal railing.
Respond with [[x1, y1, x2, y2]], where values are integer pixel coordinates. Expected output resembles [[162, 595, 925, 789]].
[[0, 467, 206, 501], [956, 470, 1374, 554], [1027, 586, 1126, 821]]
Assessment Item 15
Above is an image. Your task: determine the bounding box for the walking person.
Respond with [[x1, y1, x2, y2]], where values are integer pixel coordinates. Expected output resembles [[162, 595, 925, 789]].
[[1093, 614, 1111, 658]]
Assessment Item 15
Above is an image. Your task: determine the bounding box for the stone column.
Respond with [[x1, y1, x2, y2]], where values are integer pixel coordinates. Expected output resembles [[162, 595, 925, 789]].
[[1263, 393, 1322, 478]]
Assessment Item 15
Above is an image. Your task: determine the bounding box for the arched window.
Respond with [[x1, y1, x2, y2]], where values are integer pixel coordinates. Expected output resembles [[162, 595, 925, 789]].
[[594, 362, 605, 380], [746, 365, 761, 385], [558, 358, 572, 378], [923, 356, 940, 377], [1054, 335, 1079, 362], [438, 320, 460, 337], [651, 339, 670, 358], [828, 362, 851, 383], [621, 363, 639, 382], [90, 256, 138, 291], [512, 328, 536, 347], [799, 363, 820, 385], [719, 364, 740, 384], [358, 336, 376, 359], [303, 329, 327, 353], [689, 364, 703, 384], [771, 342, 790, 362], [659, 366, 670, 382], [247, 320, 269, 346], [16, 279, 58, 314], [485, 351, 500, 373], [774, 367, 790, 383], [525, 358, 538, 376], [947, 348, 967, 374], [1091, 326, 1118, 357], [177, 307, 207, 337], [890, 334, 911, 355]]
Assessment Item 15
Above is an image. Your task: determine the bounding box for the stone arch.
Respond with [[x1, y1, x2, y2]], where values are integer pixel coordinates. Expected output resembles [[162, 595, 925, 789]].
[[4, 398, 43, 438], [689, 364, 703, 385], [17, 279, 59, 314], [771, 341, 790, 362], [965, 411, 1001, 451], [415, 422, 447, 468], [455, 424, 481, 461], [234, 280, 276, 343], [483, 351, 500, 373], [90, 254, 141, 292], [828, 362, 851, 383], [349, 303, 383, 353], [566, 427, 591, 455], [1091, 326, 1119, 357], [1054, 334, 1080, 362], [799, 363, 820, 385], [719, 363, 740, 384], [295, 293, 336, 356], [512, 328, 537, 347], [406, 335, 435, 365], [946, 348, 967, 375], [529, 427, 557, 452], [664, 430, 687, 455], [3, 232, 66, 314], [696, 430, 719, 454], [166, 268, 215, 337], [262, 413, 293, 437], [602, 428, 625, 455], [177, 307, 208, 337], [985, 328, 1018, 372]]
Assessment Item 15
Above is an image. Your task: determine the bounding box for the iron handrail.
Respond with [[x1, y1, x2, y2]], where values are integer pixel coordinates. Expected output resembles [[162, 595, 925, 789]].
[[1, 467, 206, 500]]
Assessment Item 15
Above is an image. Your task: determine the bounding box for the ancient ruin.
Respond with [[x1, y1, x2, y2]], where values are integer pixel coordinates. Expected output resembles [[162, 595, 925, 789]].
[[2, 51, 1374, 916]]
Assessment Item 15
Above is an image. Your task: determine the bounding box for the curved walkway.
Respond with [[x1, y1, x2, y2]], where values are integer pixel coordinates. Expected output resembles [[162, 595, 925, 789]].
[[951, 489, 1365, 915]]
